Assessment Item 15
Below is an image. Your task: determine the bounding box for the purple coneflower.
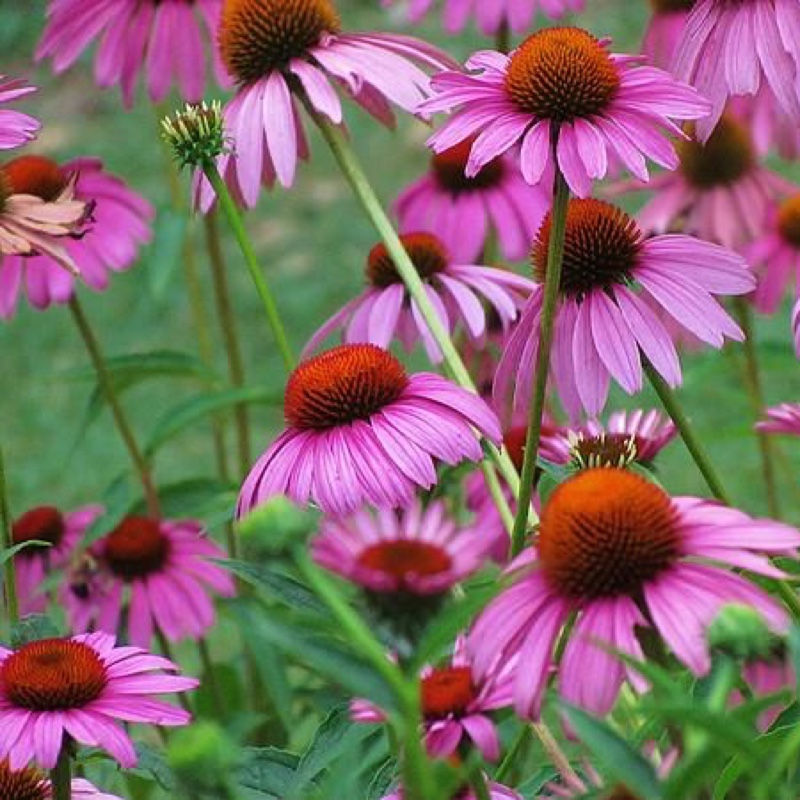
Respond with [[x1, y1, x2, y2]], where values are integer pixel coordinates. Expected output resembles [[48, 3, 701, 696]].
[[673, 0, 800, 137], [382, 781, 522, 800], [0, 632, 196, 768], [0, 759, 121, 800], [352, 635, 512, 761], [198, 0, 453, 207], [642, 0, 693, 69], [469, 468, 800, 718], [757, 403, 800, 436], [238, 344, 501, 517], [37, 0, 227, 107], [421, 27, 709, 197], [395, 138, 548, 263], [383, 0, 583, 35], [494, 198, 753, 419], [11, 504, 101, 616], [0, 156, 153, 318], [65, 516, 235, 647], [0, 76, 39, 150], [304, 232, 535, 363]]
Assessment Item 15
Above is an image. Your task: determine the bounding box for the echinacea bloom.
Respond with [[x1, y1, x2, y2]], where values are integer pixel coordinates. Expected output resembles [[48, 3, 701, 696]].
[[634, 114, 794, 251], [382, 782, 521, 800], [382, 0, 584, 35], [352, 636, 512, 760], [11, 504, 101, 616], [37, 0, 227, 108], [673, 0, 800, 137], [64, 516, 235, 647], [0, 156, 154, 318], [757, 403, 800, 436], [540, 408, 677, 468], [0, 76, 39, 150], [421, 27, 710, 197], [0, 155, 92, 274], [795, 297, 800, 355], [198, 0, 454, 207], [642, 0, 693, 69], [0, 760, 121, 800], [304, 232, 535, 362], [746, 194, 800, 315], [494, 198, 753, 419], [238, 344, 502, 517], [0, 631, 196, 769], [469, 468, 800, 718], [395, 139, 548, 263]]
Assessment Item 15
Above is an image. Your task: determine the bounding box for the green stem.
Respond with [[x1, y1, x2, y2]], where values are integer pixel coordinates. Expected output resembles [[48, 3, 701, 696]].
[[205, 209, 251, 483], [532, 721, 582, 789], [643, 360, 732, 504], [304, 104, 521, 505], [481, 457, 515, 535], [511, 166, 570, 557], [495, 21, 511, 54], [50, 743, 72, 800], [156, 630, 193, 713], [495, 725, 531, 783], [469, 763, 491, 800], [69, 297, 161, 518], [732, 298, 781, 518], [0, 447, 18, 629], [203, 162, 295, 372], [198, 637, 225, 720]]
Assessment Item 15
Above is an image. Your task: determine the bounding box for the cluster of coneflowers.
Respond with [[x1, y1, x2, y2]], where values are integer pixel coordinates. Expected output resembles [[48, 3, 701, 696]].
[[0, 0, 799, 797]]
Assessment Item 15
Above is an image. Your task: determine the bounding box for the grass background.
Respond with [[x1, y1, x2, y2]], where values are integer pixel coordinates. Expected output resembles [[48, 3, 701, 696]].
[[1, 0, 798, 527]]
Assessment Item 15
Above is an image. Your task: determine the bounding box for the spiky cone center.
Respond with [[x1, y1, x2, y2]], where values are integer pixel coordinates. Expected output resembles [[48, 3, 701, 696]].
[[678, 115, 755, 188], [421, 665, 475, 719], [102, 516, 171, 580], [505, 27, 620, 122], [432, 139, 505, 194], [777, 194, 800, 248], [649, 0, 694, 11], [0, 639, 107, 711], [219, 0, 341, 85], [162, 101, 227, 168], [0, 759, 49, 800], [538, 468, 680, 599], [568, 432, 639, 470], [0, 155, 67, 200], [357, 540, 453, 590], [12, 506, 65, 556], [533, 199, 642, 299], [366, 232, 450, 288], [285, 344, 409, 429]]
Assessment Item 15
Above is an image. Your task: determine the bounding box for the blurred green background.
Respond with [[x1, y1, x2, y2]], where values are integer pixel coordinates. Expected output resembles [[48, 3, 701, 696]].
[[1, 0, 798, 527]]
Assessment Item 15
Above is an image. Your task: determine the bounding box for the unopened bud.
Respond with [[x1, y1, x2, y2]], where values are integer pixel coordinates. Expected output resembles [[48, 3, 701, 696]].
[[161, 101, 228, 169]]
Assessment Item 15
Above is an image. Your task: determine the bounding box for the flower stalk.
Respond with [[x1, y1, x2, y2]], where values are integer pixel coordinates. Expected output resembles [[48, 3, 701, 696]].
[[50, 743, 71, 800], [0, 447, 18, 629]]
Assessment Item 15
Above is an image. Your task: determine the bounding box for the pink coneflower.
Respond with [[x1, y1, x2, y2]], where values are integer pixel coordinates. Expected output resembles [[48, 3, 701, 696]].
[[0, 155, 92, 275], [793, 297, 800, 356], [469, 468, 800, 718], [642, 0, 693, 69], [673, 0, 800, 138], [747, 194, 800, 315], [633, 114, 794, 251], [37, 0, 226, 108], [0, 76, 39, 150], [65, 516, 235, 647], [304, 232, 535, 363], [352, 636, 512, 760], [421, 27, 709, 197], [238, 344, 502, 517], [0, 156, 154, 319], [11, 504, 101, 616], [0, 631, 196, 769], [494, 199, 752, 419], [395, 139, 548, 263], [382, 781, 522, 800], [0, 759, 122, 799], [540, 408, 677, 468], [383, 0, 583, 35], [197, 0, 453, 208], [757, 403, 800, 436]]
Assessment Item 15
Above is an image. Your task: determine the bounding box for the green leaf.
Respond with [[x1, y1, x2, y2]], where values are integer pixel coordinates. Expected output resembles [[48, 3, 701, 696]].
[[133, 477, 235, 520], [0, 539, 50, 566], [145, 209, 189, 302], [144, 386, 282, 457], [238, 747, 302, 797], [10, 614, 60, 647], [131, 742, 177, 791], [79, 474, 138, 549], [365, 758, 397, 800], [562, 705, 664, 800]]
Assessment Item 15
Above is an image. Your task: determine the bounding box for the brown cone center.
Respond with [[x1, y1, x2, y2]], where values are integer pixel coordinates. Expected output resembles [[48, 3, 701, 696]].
[[0, 155, 66, 200], [366, 232, 450, 288], [0, 759, 49, 800], [777, 195, 800, 248], [103, 516, 170, 580], [421, 665, 475, 719], [357, 540, 452, 589], [12, 506, 65, 555], [432, 139, 505, 195], [678, 115, 755, 189]]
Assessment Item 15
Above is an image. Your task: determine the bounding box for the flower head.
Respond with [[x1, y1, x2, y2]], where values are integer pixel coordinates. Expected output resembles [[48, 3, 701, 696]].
[[304, 232, 535, 362], [0, 632, 196, 769], [422, 27, 709, 197], [238, 344, 501, 517], [37, 0, 228, 107], [0, 156, 153, 318], [642, 0, 694, 69], [395, 138, 549, 263], [64, 517, 235, 647], [0, 76, 39, 150], [0, 760, 121, 799], [197, 0, 453, 208], [469, 468, 800, 718], [162, 101, 229, 169], [494, 198, 753, 418], [757, 403, 800, 436]]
